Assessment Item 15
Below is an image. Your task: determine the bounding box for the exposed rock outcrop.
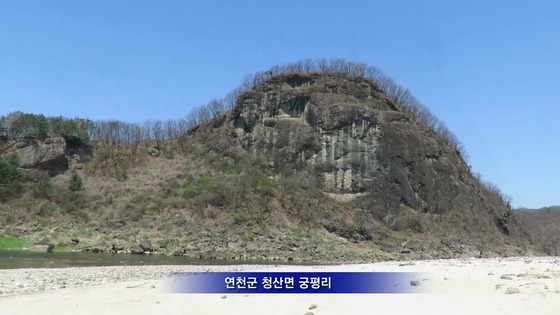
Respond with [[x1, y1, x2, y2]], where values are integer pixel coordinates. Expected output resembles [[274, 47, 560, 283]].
[[13, 137, 68, 176], [29, 241, 55, 252], [189, 72, 531, 249]]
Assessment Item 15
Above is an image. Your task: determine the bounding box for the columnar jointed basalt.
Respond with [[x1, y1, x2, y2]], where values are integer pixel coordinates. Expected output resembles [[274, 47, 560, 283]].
[[189, 71, 530, 244], [230, 73, 394, 193]]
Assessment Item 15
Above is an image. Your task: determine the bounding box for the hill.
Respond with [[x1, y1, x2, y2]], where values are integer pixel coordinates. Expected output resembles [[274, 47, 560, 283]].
[[516, 206, 560, 255], [0, 61, 539, 262], [188, 71, 535, 257]]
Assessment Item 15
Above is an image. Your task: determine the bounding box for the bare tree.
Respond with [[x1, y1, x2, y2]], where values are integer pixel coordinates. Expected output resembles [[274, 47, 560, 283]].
[[317, 58, 330, 72], [144, 119, 164, 142], [170, 58, 470, 161], [176, 117, 191, 136], [184, 111, 199, 130], [300, 58, 316, 72], [164, 119, 178, 140], [206, 98, 225, 118], [329, 58, 348, 73], [364, 65, 383, 81], [224, 87, 242, 110], [349, 62, 367, 76]]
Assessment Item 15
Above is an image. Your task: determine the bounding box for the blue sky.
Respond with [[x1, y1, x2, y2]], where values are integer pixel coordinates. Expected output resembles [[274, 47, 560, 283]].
[[1, 1, 559, 209]]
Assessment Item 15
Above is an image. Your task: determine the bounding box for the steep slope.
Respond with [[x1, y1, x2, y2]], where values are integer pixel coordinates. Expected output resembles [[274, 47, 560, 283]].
[[189, 72, 533, 255], [1, 71, 538, 262], [516, 207, 560, 255]]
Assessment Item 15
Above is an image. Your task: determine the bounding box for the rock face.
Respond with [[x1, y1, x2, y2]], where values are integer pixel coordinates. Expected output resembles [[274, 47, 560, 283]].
[[29, 241, 55, 252], [189, 72, 530, 248], [13, 137, 68, 176], [130, 246, 145, 255]]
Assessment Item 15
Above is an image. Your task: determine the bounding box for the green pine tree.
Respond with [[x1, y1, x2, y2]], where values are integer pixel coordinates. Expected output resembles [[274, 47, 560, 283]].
[[69, 173, 84, 191]]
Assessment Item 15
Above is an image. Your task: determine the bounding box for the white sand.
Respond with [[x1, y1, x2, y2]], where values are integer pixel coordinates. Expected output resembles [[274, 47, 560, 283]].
[[1, 256, 559, 315]]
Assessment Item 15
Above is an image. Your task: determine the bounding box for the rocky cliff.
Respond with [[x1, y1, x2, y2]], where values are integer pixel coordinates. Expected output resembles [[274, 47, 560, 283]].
[[0, 135, 89, 179], [189, 72, 531, 251], [14, 137, 68, 174]]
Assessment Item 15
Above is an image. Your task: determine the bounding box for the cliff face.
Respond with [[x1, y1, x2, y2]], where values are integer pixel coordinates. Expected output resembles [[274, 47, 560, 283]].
[[1, 136, 90, 180], [190, 72, 530, 248], [15, 137, 67, 171]]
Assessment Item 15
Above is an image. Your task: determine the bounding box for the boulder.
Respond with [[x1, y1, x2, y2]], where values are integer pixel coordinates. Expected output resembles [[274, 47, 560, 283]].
[[155, 238, 171, 249], [505, 287, 521, 294], [148, 146, 162, 157], [172, 249, 186, 256], [139, 239, 153, 252], [112, 241, 127, 252], [90, 244, 106, 253], [29, 241, 55, 252], [130, 246, 144, 254]]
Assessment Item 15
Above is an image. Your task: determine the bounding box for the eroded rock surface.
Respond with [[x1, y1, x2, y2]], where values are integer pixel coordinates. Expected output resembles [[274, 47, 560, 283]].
[[14, 137, 68, 176], [189, 72, 530, 246]]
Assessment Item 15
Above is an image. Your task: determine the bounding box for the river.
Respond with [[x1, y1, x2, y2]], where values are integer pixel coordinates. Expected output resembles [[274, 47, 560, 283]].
[[0, 250, 312, 269]]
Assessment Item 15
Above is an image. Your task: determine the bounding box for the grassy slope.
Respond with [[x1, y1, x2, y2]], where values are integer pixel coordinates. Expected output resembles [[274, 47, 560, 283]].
[[0, 140, 404, 262], [0, 137, 539, 261], [0, 235, 31, 250]]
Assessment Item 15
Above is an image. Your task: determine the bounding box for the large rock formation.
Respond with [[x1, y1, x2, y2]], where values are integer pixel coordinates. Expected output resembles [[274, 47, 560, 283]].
[[189, 72, 531, 252], [12, 137, 68, 177]]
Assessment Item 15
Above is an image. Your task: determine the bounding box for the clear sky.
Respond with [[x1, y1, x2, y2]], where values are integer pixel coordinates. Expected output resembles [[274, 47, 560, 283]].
[[1, 1, 559, 209]]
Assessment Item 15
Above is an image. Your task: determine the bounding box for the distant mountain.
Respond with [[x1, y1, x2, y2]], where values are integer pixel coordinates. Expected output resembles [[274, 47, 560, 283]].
[[516, 206, 560, 255]]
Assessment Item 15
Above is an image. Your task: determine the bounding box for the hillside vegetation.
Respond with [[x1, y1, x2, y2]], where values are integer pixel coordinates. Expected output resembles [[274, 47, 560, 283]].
[[0, 59, 541, 261], [516, 206, 560, 255], [0, 137, 400, 261]]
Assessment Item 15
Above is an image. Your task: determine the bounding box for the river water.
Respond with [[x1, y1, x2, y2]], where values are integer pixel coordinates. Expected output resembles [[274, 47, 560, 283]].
[[0, 250, 310, 269]]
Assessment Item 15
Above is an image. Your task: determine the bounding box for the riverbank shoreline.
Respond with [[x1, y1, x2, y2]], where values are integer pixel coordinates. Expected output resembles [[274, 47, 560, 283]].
[[1, 256, 559, 314]]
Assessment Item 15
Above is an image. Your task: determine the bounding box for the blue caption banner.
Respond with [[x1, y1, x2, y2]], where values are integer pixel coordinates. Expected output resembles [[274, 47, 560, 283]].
[[164, 272, 426, 294]]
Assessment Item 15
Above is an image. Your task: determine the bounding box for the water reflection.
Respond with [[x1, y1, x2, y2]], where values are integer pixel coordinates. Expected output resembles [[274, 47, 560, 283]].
[[0, 250, 316, 269]]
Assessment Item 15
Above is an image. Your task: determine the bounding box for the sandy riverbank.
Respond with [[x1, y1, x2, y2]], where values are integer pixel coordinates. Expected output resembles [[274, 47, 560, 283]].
[[1, 256, 559, 315]]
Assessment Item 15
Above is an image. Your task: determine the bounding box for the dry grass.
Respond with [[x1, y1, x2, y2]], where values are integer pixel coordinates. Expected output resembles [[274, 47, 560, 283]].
[[0, 141, 463, 261]]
